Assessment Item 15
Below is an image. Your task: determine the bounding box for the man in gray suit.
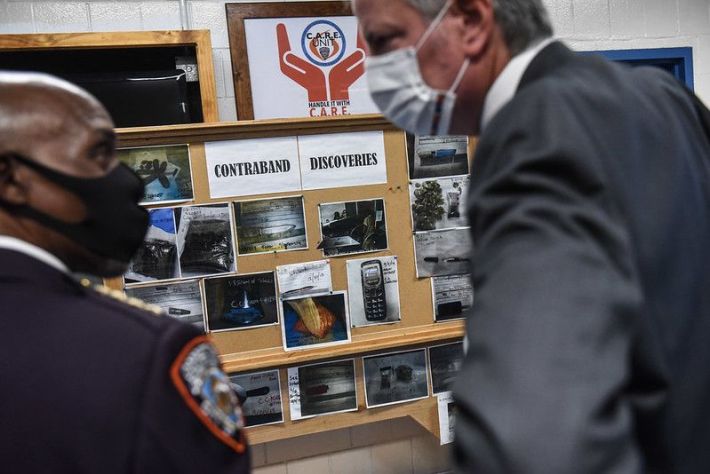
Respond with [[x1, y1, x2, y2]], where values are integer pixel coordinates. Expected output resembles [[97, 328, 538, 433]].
[[354, 0, 710, 472]]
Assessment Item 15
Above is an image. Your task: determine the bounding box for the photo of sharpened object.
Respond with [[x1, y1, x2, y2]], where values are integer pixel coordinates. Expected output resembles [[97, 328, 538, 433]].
[[203, 272, 278, 332], [125, 280, 205, 332], [296, 360, 357, 418], [281, 292, 350, 350]]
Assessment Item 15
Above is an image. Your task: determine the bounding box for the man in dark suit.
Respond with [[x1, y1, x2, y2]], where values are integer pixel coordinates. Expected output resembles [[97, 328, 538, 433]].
[[0, 72, 250, 473], [355, 0, 710, 472]]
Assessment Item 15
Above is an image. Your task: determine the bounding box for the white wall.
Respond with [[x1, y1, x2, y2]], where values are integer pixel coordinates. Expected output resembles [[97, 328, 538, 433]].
[[1, 1, 708, 473]]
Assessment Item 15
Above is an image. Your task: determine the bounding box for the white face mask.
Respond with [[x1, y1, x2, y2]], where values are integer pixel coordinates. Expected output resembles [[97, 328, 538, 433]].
[[365, 0, 470, 136]]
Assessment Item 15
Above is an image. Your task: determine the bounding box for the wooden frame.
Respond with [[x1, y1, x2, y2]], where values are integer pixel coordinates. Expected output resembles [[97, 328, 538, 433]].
[[226, 1, 355, 120], [114, 115, 469, 442], [0, 30, 219, 123]]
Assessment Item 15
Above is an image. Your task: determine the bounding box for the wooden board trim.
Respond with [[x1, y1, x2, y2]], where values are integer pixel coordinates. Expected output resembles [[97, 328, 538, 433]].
[[246, 398, 441, 445], [220, 322, 464, 373], [116, 114, 394, 146], [0, 30, 219, 123]]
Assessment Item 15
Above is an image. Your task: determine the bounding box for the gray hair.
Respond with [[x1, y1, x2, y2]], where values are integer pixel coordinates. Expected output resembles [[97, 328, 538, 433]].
[[406, 0, 553, 55]]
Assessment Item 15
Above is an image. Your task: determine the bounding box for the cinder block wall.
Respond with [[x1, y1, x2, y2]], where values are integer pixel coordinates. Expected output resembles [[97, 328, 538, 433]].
[[1, 1, 708, 473]]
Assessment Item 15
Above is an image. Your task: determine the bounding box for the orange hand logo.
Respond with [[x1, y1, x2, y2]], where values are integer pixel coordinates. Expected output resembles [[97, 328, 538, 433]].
[[276, 23, 368, 105], [277, 23, 328, 103], [329, 34, 367, 102]]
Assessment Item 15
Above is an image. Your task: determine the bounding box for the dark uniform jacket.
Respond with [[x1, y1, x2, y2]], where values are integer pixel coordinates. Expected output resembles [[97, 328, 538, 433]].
[[0, 249, 250, 473], [454, 42, 710, 473]]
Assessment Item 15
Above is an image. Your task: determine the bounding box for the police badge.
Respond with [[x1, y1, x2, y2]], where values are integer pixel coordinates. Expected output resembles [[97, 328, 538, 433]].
[[171, 337, 246, 453]]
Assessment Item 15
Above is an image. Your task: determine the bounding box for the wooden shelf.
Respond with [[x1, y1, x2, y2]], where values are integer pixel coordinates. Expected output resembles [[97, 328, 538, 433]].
[[246, 396, 441, 445], [219, 321, 464, 373], [116, 114, 394, 147]]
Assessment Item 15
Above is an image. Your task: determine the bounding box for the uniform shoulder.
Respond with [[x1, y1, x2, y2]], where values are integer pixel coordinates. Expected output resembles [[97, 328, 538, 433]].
[[76, 279, 179, 334], [79, 279, 164, 316]]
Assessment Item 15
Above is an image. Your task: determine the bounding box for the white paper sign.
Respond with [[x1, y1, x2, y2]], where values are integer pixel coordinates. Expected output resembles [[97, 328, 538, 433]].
[[276, 260, 332, 298], [205, 137, 301, 199], [244, 16, 378, 120], [298, 131, 387, 190], [437, 391, 456, 445], [287, 367, 303, 420]]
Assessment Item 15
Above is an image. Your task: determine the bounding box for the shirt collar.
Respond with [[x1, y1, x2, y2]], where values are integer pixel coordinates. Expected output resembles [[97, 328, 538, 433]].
[[480, 37, 556, 131], [0, 235, 70, 274]]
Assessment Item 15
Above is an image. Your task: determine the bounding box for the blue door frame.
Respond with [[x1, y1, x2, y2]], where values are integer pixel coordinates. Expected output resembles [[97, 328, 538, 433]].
[[580, 47, 694, 90]]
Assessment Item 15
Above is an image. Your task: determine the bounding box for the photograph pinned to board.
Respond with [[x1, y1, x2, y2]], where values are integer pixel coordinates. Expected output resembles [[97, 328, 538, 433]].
[[203, 272, 279, 332], [409, 175, 470, 232], [117, 144, 194, 205], [276, 259, 332, 299], [346, 256, 401, 327], [318, 199, 388, 257], [125, 280, 205, 332], [175, 203, 236, 278], [362, 348, 429, 408], [281, 291, 350, 351], [125, 208, 179, 284], [406, 134, 470, 179], [414, 228, 472, 278], [428, 342, 465, 395], [437, 391, 456, 445], [287, 359, 358, 420], [432, 275, 474, 322], [234, 196, 307, 256], [229, 369, 284, 427]]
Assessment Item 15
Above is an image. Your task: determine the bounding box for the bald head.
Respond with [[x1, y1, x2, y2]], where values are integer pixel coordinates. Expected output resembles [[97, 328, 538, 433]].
[[0, 72, 114, 175], [0, 71, 129, 276]]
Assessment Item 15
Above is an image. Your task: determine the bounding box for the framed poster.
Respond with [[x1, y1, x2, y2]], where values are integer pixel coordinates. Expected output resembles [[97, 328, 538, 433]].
[[226, 2, 378, 120]]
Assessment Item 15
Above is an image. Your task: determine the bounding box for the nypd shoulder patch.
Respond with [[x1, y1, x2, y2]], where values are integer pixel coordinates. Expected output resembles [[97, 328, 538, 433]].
[[170, 337, 246, 453]]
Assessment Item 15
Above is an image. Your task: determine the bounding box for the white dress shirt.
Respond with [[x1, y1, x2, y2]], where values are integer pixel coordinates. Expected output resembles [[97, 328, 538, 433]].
[[480, 37, 557, 131], [0, 235, 69, 274]]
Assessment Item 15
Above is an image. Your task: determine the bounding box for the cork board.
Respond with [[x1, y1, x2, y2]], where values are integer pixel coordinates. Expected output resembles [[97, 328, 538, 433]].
[[114, 116, 467, 440]]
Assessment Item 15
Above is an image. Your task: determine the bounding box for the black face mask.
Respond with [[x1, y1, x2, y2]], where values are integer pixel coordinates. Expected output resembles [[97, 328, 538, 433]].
[[1, 154, 149, 265]]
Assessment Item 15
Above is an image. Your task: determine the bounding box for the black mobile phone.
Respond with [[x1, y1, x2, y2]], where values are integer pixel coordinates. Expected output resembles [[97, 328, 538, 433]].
[[361, 260, 387, 321]]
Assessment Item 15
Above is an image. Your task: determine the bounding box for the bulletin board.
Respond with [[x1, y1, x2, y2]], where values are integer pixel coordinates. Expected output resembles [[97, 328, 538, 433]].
[[114, 115, 470, 443]]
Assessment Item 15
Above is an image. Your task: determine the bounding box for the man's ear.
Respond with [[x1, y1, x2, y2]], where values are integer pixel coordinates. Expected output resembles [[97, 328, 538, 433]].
[[0, 155, 28, 205], [454, 0, 495, 58]]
